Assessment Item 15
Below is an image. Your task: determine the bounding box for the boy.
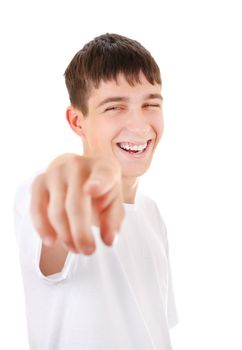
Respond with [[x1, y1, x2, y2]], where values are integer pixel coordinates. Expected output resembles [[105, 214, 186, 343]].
[[14, 33, 178, 349]]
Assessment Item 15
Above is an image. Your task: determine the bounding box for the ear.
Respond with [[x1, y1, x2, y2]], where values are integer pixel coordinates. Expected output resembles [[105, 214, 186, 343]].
[[66, 106, 85, 137]]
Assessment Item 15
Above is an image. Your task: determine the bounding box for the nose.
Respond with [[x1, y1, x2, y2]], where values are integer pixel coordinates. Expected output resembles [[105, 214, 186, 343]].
[[125, 110, 152, 138]]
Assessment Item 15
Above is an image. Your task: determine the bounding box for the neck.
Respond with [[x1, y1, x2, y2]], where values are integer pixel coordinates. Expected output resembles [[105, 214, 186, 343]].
[[122, 176, 139, 204]]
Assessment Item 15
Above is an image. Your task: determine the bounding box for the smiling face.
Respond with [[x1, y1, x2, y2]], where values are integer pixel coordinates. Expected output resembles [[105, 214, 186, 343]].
[[68, 72, 164, 179]]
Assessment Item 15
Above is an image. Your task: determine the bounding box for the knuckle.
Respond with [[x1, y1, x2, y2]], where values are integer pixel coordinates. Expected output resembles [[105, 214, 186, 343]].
[[46, 167, 65, 188], [68, 154, 83, 166], [67, 156, 86, 175]]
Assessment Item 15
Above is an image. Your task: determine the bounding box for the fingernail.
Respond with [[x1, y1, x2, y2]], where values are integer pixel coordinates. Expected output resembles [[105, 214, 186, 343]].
[[84, 245, 95, 255], [84, 179, 101, 193]]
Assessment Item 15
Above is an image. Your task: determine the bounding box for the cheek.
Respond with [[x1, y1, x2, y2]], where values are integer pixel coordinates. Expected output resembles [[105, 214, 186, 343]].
[[89, 122, 119, 150], [100, 119, 123, 141], [151, 114, 164, 137]]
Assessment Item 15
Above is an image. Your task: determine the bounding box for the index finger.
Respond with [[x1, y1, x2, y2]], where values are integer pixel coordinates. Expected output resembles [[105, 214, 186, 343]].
[[83, 158, 122, 198]]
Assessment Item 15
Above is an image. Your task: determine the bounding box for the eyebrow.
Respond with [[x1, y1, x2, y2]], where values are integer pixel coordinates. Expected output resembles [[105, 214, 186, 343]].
[[96, 93, 163, 108]]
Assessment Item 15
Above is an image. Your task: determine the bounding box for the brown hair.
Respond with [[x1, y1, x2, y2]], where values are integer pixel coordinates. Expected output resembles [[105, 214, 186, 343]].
[[64, 33, 161, 116]]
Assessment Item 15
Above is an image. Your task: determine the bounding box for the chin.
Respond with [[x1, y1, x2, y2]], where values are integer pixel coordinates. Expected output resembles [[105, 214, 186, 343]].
[[121, 162, 151, 178]]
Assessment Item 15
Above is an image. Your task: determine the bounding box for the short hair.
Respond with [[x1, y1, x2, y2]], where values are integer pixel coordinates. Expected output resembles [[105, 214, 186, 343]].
[[64, 33, 161, 116]]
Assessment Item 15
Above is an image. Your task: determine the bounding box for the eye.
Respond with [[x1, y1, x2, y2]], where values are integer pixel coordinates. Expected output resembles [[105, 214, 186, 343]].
[[143, 103, 160, 109], [104, 106, 121, 112]]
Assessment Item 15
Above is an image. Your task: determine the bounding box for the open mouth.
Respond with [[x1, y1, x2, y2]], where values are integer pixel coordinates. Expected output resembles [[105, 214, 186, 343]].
[[116, 139, 152, 155]]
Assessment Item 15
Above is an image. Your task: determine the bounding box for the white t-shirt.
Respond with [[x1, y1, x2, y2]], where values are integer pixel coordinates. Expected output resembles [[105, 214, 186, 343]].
[[14, 174, 178, 350]]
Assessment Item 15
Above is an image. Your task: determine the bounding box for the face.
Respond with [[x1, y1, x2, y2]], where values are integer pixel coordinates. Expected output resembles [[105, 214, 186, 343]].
[[68, 72, 164, 179]]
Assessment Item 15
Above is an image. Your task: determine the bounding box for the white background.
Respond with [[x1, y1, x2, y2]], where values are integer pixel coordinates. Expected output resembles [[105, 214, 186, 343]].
[[0, 0, 241, 349]]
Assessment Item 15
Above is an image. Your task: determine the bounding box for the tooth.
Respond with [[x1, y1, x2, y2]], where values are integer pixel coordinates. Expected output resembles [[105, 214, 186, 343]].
[[119, 142, 149, 151]]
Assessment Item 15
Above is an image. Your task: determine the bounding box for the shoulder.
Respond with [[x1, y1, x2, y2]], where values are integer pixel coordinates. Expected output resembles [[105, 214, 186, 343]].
[[136, 191, 167, 237], [136, 190, 163, 217]]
